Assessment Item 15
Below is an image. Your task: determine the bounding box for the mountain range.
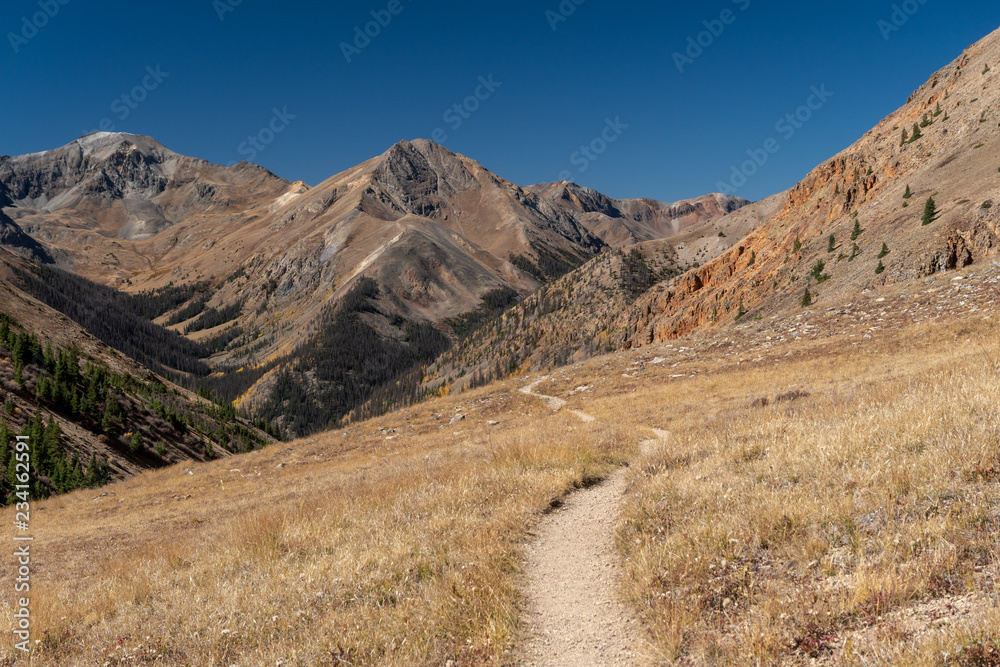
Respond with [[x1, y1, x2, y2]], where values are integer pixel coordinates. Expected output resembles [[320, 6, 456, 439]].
[[0, 132, 746, 448]]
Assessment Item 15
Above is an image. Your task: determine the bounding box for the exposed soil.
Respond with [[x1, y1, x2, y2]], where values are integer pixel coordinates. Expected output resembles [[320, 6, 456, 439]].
[[515, 380, 654, 666]]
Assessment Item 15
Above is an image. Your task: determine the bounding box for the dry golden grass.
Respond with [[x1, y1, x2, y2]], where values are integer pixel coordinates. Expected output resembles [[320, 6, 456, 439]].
[[3, 275, 1000, 666], [0, 387, 637, 665], [595, 316, 1000, 665]]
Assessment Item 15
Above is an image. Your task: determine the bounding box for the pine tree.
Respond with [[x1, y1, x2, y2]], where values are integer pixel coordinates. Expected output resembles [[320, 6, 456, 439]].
[[910, 122, 922, 142], [43, 343, 54, 372], [903, 184, 912, 199], [101, 396, 120, 437], [827, 235, 836, 253], [801, 289, 813, 307], [879, 243, 889, 259], [69, 454, 84, 489], [875, 260, 885, 275], [85, 454, 99, 488], [851, 220, 863, 240], [736, 301, 746, 321], [922, 197, 938, 225], [793, 236, 803, 253], [901, 127, 909, 145]]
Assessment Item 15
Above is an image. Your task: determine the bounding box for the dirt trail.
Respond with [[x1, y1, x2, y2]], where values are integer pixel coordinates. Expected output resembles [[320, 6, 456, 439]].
[[516, 377, 664, 666]]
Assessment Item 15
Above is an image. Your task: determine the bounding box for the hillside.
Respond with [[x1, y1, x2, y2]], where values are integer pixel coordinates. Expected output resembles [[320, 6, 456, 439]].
[[622, 25, 1000, 345], [0, 248, 272, 497], [430, 27, 1000, 389], [4, 257, 997, 664]]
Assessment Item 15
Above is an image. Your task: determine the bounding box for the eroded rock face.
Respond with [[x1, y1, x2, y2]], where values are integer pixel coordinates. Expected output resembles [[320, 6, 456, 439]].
[[526, 181, 750, 244]]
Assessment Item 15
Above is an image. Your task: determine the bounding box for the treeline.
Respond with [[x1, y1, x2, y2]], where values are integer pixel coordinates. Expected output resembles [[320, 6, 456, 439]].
[[185, 302, 243, 334], [510, 243, 589, 282], [128, 282, 210, 320], [0, 311, 272, 503], [256, 278, 450, 438], [0, 414, 111, 501], [446, 286, 520, 339], [13, 264, 211, 378], [620, 248, 655, 297]]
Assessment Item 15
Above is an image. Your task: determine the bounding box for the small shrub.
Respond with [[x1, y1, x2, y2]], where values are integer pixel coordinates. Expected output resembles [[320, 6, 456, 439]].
[[811, 260, 831, 284], [793, 236, 803, 253], [982, 200, 993, 209], [154, 442, 168, 456]]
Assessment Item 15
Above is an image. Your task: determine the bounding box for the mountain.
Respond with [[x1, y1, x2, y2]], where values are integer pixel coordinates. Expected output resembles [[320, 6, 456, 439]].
[[430, 26, 1000, 389], [0, 134, 744, 436], [526, 181, 747, 248]]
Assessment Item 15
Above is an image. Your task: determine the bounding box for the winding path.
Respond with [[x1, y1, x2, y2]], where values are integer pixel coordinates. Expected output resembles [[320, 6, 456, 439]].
[[516, 377, 665, 666]]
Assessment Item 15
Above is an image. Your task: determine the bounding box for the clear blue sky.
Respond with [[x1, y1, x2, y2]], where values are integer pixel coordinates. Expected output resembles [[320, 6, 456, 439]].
[[2, 0, 998, 202]]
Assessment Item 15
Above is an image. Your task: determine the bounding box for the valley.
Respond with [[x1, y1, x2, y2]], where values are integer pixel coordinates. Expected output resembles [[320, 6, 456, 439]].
[[0, 19, 999, 667]]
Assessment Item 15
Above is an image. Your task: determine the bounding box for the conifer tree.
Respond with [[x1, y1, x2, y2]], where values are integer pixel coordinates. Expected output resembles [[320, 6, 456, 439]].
[[922, 197, 938, 225]]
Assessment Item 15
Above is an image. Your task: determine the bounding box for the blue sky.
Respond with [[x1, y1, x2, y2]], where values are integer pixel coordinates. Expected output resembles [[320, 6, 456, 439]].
[[2, 0, 998, 202]]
